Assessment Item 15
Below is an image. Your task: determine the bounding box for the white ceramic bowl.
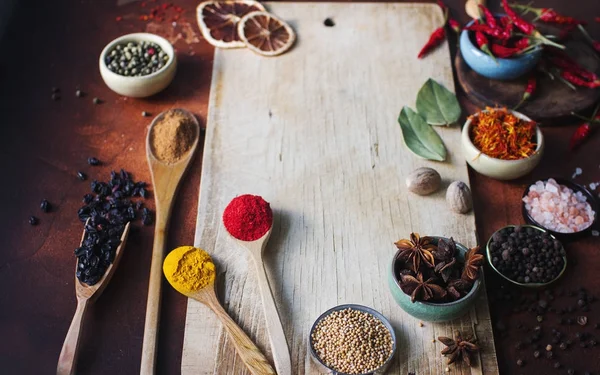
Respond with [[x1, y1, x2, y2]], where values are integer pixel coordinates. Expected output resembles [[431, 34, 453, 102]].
[[99, 33, 177, 98], [461, 109, 544, 180]]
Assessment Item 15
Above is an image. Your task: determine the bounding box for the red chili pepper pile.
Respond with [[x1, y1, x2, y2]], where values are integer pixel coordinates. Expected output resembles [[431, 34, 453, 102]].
[[510, 4, 586, 26]]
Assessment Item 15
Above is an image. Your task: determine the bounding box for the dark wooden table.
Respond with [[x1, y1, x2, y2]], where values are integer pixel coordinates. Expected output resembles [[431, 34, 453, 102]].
[[0, 0, 598, 374]]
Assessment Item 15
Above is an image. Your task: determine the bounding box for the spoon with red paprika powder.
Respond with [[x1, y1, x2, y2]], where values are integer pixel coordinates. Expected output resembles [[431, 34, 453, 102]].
[[223, 194, 292, 375]]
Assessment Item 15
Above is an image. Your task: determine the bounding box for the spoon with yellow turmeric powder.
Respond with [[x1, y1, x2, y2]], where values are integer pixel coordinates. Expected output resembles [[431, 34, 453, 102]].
[[163, 246, 276, 375]]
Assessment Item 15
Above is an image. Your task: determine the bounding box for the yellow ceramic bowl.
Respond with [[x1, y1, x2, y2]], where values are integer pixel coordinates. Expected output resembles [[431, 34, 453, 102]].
[[461, 109, 544, 180]]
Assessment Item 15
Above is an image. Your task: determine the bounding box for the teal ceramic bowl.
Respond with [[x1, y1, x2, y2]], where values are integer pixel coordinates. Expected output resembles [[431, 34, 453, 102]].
[[388, 236, 481, 322], [460, 18, 542, 80]]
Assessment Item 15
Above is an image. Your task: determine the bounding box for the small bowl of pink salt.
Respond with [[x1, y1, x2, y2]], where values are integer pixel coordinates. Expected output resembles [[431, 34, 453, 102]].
[[522, 178, 598, 240]]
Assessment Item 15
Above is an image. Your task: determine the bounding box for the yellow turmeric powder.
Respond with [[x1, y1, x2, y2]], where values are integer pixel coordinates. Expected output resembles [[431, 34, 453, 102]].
[[163, 246, 216, 295]]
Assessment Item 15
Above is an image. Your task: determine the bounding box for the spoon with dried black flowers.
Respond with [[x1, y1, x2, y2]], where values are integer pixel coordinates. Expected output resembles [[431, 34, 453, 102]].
[[57, 221, 131, 375]]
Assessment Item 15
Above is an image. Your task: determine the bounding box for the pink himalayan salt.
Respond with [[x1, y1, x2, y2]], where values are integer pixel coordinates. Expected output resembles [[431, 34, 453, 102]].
[[523, 178, 595, 233]]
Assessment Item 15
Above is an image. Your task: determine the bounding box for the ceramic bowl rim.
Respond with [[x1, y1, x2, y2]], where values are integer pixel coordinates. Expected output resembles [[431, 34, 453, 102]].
[[390, 236, 482, 307], [485, 224, 567, 287], [308, 304, 397, 375], [521, 177, 598, 237], [462, 109, 544, 164], [99, 32, 175, 81], [461, 16, 543, 62]]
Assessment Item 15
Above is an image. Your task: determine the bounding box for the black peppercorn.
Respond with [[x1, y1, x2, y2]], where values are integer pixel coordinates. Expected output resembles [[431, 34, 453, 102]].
[[567, 369, 575, 375], [93, 97, 101, 104], [516, 359, 524, 367], [87, 157, 100, 166], [40, 199, 51, 213], [546, 350, 553, 359], [77, 171, 87, 181], [577, 316, 588, 326], [559, 342, 568, 350], [29, 216, 38, 225], [533, 350, 541, 358], [554, 362, 561, 369]]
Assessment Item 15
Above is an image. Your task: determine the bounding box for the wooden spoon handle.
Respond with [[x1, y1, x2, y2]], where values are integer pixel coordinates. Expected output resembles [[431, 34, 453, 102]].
[[252, 258, 292, 375], [140, 216, 167, 375], [57, 298, 89, 375], [206, 293, 276, 375]]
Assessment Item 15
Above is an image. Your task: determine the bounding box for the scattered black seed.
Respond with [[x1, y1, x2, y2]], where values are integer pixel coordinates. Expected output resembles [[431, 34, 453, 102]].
[[40, 199, 51, 212], [142, 111, 150, 117], [516, 359, 524, 367], [589, 339, 597, 347], [87, 157, 100, 166], [77, 171, 87, 181], [51, 93, 60, 100], [76, 90, 84, 97], [29, 216, 38, 225], [578, 299, 587, 308], [93, 97, 101, 104], [580, 342, 587, 348], [141, 207, 153, 226], [560, 342, 568, 350], [577, 316, 588, 326], [533, 350, 541, 358], [515, 341, 523, 350], [546, 351, 554, 359], [323, 18, 335, 27], [554, 362, 562, 369], [52, 87, 60, 93], [567, 369, 575, 375], [135, 201, 143, 210]]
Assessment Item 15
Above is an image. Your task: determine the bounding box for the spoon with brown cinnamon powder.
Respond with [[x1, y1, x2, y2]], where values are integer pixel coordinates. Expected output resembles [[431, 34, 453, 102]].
[[141, 108, 200, 374]]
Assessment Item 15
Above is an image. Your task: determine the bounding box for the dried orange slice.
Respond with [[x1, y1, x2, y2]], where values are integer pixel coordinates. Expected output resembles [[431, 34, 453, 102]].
[[238, 11, 296, 56], [197, 0, 266, 48]]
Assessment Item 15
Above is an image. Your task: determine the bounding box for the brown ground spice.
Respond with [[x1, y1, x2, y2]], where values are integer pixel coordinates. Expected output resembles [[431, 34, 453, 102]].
[[149, 110, 196, 164]]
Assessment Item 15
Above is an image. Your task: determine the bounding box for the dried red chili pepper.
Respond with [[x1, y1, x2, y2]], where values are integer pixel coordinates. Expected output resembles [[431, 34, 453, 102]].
[[491, 44, 522, 58], [499, 16, 514, 34], [514, 74, 537, 109], [479, 4, 498, 29], [465, 23, 511, 40], [502, 0, 564, 49], [561, 71, 600, 88], [546, 48, 599, 81], [515, 37, 530, 50], [569, 123, 593, 150], [418, 26, 446, 59], [510, 4, 585, 25], [449, 19, 461, 34], [475, 31, 496, 61]]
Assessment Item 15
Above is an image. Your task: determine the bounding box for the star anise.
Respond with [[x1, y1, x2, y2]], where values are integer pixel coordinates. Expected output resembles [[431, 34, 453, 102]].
[[433, 237, 456, 262], [400, 272, 447, 303], [446, 278, 472, 301], [462, 246, 484, 282], [395, 232, 436, 272], [438, 332, 479, 366]]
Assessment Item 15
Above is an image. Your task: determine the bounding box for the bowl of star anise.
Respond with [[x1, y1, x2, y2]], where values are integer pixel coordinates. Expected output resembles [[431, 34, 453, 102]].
[[388, 233, 484, 322]]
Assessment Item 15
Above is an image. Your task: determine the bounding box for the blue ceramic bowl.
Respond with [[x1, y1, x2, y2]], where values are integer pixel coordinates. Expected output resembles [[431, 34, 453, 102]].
[[388, 236, 482, 322], [460, 18, 542, 80]]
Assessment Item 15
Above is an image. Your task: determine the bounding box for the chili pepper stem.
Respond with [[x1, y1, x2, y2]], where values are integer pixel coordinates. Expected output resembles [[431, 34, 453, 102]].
[[571, 113, 600, 123], [481, 45, 497, 63], [577, 24, 597, 47]]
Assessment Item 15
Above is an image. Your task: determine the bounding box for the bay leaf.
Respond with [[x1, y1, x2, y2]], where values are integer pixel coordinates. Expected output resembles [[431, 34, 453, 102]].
[[416, 78, 461, 126], [398, 106, 447, 161]]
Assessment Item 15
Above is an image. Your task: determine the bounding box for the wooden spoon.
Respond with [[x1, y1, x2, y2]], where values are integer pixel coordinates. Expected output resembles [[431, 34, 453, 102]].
[[140, 109, 200, 375], [163, 248, 276, 375], [57, 222, 131, 375], [232, 228, 292, 375], [465, 0, 485, 19]]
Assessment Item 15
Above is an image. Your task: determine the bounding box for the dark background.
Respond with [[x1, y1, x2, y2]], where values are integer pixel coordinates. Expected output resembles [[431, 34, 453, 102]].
[[0, 0, 599, 374]]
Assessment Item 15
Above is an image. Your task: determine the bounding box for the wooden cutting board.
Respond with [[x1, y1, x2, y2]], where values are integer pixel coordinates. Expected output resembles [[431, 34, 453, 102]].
[[184, 3, 499, 374]]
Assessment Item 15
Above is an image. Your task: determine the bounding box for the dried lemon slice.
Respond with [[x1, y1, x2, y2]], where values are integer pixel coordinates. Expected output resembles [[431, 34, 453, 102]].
[[238, 11, 296, 56], [196, 0, 265, 48]]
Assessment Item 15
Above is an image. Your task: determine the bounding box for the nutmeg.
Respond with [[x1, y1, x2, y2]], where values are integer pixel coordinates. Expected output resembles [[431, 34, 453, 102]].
[[446, 181, 473, 214], [405, 167, 441, 196]]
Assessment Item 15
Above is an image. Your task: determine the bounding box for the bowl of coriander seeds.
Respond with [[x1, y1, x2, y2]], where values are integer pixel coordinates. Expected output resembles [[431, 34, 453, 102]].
[[309, 304, 396, 375], [99, 33, 176, 98]]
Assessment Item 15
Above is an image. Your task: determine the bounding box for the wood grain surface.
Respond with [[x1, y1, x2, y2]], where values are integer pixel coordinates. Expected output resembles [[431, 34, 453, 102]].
[[183, 3, 498, 374]]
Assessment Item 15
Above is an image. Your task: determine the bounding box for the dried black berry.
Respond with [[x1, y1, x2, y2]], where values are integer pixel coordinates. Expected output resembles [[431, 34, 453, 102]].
[[87, 157, 100, 166], [559, 342, 568, 350], [577, 316, 588, 326], [29, 216, 38, 225], [533, 350, 540, 358], [516, 359, 524, 367], [40, 199, 51, 213], [77, 171, 87, 181]]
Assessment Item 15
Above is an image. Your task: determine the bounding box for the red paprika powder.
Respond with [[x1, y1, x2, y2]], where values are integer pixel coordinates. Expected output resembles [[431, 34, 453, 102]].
[[223, 194, 273, 241]]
